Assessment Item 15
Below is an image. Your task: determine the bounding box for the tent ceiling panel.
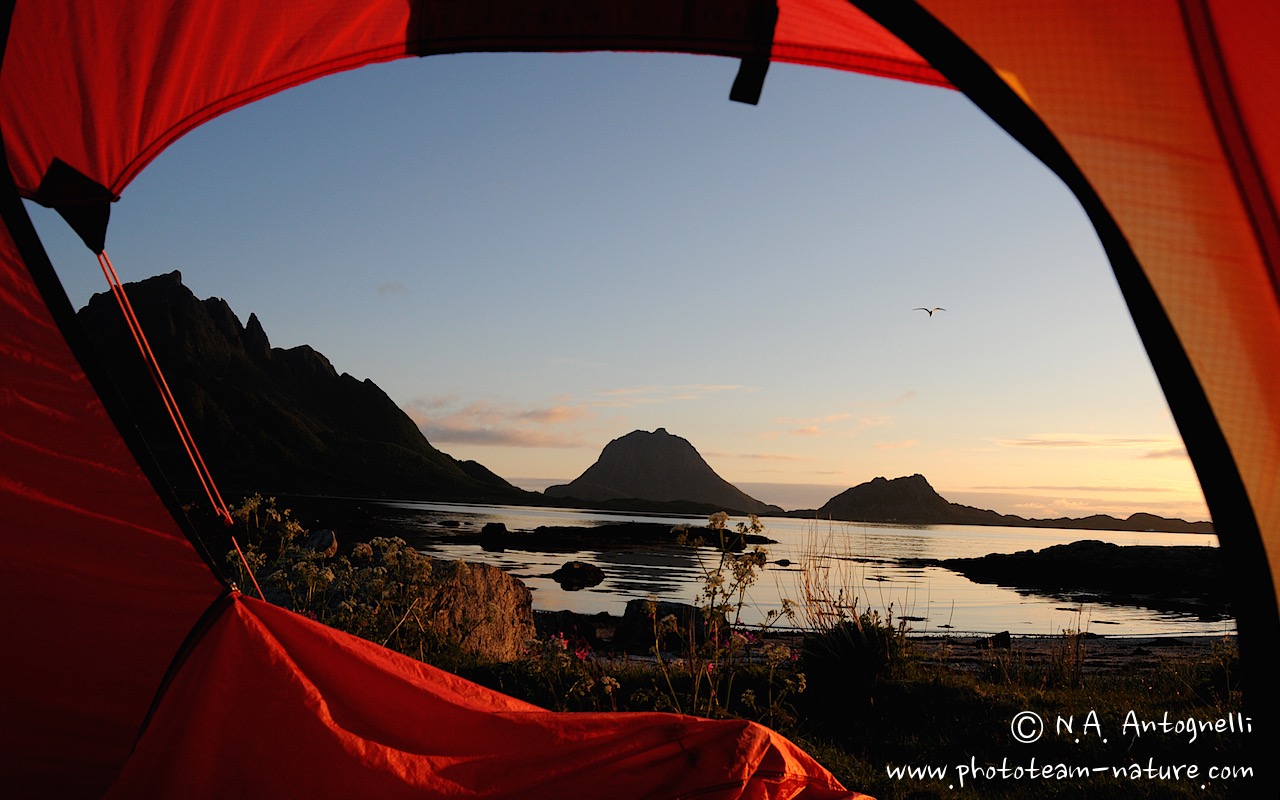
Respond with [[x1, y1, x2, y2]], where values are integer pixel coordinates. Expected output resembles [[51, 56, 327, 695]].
[[1, 0, 940, 205]]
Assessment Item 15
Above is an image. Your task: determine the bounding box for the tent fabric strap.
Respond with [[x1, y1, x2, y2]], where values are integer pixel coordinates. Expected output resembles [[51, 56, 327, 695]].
[[96, 250, 233, 525], [729, 0, 779, 104], [1177, 0, 1280, 297]]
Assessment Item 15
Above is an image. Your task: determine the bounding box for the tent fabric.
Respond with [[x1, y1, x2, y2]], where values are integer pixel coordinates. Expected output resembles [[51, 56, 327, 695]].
[[0, 0, 944, 204], [907, 0, 1280, 615], [106, 596, 855, 800], [4, 0, 1280, 796], [0, 203, 226, 794]]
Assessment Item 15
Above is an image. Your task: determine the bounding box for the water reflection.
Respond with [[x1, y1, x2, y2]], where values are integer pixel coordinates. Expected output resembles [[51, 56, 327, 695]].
[[372, 500, 1233, 637]]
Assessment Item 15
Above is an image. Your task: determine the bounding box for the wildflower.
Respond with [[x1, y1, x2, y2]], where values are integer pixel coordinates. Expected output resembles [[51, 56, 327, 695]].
[[601, 676, 620, 694], [575, 646, 590, 662], [762, 642, 792, 666]]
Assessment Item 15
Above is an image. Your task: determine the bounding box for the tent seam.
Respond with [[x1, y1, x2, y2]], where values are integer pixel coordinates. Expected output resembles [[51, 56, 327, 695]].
[[131, 588, 239, 753], [1176, 0, 1280, 304]]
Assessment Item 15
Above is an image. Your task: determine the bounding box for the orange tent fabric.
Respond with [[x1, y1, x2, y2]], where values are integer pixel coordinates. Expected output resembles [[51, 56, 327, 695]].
[[107, 597, 852, 800], [0, 0, 944, 203], [3, 0, 1279, 796], [911, 0, 1280, 627], [0, 207, 227, 795]]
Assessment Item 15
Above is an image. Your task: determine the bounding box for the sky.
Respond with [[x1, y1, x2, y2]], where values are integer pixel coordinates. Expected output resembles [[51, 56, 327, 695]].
[[28, 50, 1210, 521]]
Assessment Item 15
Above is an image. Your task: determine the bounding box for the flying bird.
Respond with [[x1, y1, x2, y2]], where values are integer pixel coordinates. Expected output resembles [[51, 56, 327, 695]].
[[914, 307, 946, 317]]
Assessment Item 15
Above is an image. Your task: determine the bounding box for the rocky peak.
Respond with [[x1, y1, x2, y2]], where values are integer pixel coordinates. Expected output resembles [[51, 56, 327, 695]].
[[545, 428, 780, 516]]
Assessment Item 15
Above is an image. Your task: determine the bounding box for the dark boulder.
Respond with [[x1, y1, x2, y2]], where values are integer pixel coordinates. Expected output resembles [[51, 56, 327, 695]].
[[303, 529, 337, 558], [480, 522, 510, 551], [549, 560, 605, 590], [978, 631, 1012, 650], [612, 599, 726, 655]]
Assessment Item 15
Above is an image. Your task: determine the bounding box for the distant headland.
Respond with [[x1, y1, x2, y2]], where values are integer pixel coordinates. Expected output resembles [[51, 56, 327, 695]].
[[785, 474, 1214, 534]]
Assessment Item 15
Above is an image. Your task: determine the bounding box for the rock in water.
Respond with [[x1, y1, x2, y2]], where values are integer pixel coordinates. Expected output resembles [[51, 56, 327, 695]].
[[480, 521, 510, 551], [549, 561, 605, 590]]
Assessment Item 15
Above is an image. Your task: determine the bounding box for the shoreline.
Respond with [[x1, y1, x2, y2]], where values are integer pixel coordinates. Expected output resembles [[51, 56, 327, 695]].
[[534, 608, 1235, 673]]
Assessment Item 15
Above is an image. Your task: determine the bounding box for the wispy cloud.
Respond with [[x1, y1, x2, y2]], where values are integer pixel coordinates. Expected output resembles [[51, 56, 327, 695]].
[[423, 426, 582, 447], [516, 405, 592, 425], [1141, 447, 1189, 460], [1000, 435, 1169, 449], [950, 486, 1210, 521], [770, 410, 892, 439], [999, 435, 1190, 462], [599, 384, 748, 397], [708, 452, 813, 462], [404, 397, 591, 448], [1011, 498, 1098, 514], [777, 412, 854, 426], [973, 484, 1174, 494], [376, 282, 409, 296]]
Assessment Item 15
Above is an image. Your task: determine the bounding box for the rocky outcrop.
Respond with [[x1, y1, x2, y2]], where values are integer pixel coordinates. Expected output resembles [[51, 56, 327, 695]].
[[916, 539, 1229, 618], [544, 428, 781, 515], [422, 560, 536, 662], [816, 474, 965, 525]]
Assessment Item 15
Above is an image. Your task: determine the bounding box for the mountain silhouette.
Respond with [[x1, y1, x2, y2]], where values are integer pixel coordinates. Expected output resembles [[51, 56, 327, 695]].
[[544, 428, 782, 516], [811, 474, 1212, 534], [76, 271, 529, 502]]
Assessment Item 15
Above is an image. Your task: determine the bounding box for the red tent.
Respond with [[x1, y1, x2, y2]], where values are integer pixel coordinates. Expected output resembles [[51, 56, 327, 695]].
[[2, 1, 1277, 796]]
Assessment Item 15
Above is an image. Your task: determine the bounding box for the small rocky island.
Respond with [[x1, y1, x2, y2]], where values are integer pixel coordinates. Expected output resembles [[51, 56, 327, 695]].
[[909, 539, 1229, 618], [793, 474, 1214, 534]]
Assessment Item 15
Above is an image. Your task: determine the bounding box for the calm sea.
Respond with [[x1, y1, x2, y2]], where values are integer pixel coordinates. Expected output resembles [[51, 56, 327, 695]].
[[374, 500, 1233, 638]]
